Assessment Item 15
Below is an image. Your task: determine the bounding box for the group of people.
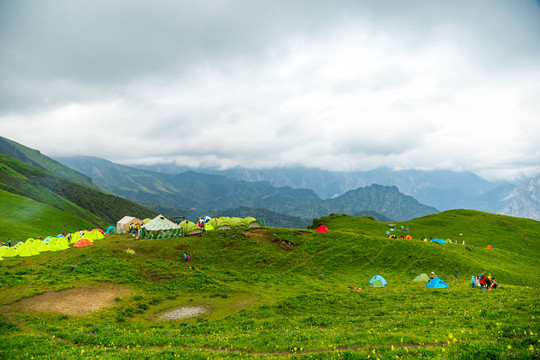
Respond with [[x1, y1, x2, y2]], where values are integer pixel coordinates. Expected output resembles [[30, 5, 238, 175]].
[[471, 273, 498, 290]]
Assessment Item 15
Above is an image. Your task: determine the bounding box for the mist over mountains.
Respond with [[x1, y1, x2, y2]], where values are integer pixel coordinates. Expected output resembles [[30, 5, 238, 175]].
[[1, 135, 538, 225], [54, 155, 438, 224], [131, 162, 540, 221]]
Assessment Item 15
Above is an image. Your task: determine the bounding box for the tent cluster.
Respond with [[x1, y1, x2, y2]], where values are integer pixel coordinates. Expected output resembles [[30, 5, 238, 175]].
[[0, 229, 104, 260], [132, 214, 263, 239], [179, 216, 261, 236], [348, 273, 450, 290], [413, 273, 449, 288]]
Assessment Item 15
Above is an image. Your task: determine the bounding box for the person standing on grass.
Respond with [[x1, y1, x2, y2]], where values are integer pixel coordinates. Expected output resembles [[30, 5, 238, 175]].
[[454, 271, 458, 282], [183, 252, 190, 266], [471, 275, 475, 288]]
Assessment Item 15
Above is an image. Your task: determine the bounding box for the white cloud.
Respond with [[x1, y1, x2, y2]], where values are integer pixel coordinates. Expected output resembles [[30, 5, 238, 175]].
[[0, 0, 539, 181]]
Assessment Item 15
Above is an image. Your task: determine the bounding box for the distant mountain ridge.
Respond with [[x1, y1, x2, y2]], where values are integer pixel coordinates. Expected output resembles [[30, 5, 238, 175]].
[[55, 155, 438, 223], [131, 162, 540, 221], [131, 163, 503, 206], [498, 176, 540, 220]]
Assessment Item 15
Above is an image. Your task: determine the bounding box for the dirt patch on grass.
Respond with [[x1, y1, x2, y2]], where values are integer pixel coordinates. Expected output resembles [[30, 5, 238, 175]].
[[15, 285, 132, 316], [159, 306, 208, 321], [241, 228, 269, 239]]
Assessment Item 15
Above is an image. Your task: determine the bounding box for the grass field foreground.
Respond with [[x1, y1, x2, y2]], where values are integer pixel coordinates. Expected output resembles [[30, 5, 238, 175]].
[[0, 210, 539, 359]]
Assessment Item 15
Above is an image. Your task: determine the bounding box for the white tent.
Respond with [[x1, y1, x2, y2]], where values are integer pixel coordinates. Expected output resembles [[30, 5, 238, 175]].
[[142, 215, 181, 231], [116, 216, 144, 234], [141, 215, 183, 239]]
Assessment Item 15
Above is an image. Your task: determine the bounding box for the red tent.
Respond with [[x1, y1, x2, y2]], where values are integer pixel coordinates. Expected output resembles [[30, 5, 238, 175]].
[[73, 238, 94, 248], [486, 245, 494, 249], [316, 225, 329, 233]]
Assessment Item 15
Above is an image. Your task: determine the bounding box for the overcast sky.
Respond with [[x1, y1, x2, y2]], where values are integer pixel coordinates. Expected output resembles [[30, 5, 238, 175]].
[[1, 0, 539, 181]]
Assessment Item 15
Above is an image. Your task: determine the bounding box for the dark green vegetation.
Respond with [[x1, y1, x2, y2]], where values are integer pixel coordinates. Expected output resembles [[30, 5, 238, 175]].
[[55, 155, 438, 223], [0, 154, 158, 239], [1, 210, 538, 359]]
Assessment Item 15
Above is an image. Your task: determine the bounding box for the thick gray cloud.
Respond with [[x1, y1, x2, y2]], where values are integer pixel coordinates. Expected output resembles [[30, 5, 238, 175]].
[[1, 0, 539, 180]]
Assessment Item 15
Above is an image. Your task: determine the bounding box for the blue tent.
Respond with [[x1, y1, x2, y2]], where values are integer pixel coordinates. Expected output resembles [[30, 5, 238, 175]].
[[431, 238, 446, 244], [369, 275, 387, 286], [426, 277, 449, 288], [105, 226, 115, 234]]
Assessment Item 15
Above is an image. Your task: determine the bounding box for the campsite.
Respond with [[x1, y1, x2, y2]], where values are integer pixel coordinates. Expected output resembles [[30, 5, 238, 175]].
[[0, 210, 539, 359]]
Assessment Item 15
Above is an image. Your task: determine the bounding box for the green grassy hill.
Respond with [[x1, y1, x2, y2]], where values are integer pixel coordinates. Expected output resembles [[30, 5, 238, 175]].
[[0, 189, 100, 240], [0, 154, 158, 237], [0, 210, 538, 359]]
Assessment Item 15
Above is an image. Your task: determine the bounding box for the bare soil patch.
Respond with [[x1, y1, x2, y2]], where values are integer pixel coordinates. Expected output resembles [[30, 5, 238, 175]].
[[15, 285, 133, 316], [159, 306, 208, 321], [241, 228, 269, 239]]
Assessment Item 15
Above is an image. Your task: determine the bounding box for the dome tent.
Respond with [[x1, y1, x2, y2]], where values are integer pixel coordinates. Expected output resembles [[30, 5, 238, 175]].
[[180, 220, 202, 236], [245, 217, 261, 228], [369, 275, 387, 286], [413, 273, 430, 282], [73, 238, 94, 248], [431, 238, 446, 244], [426, 277, 449, 289], [141, 215, 183, 239], [316, 225, 329, 233]]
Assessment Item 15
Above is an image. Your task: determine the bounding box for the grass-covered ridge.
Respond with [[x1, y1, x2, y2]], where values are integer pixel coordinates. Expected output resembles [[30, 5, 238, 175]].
[[0, 210, 538, 359], [0, 154, 158, 236]]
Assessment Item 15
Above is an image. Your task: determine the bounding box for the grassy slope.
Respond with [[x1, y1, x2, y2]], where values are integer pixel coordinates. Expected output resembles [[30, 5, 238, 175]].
[[0, 154, 158, 227], [0, 190, 100, 240], [0, 211, 538, 359]]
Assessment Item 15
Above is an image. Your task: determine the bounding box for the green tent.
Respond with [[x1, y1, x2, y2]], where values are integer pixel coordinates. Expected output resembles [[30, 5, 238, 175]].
[[35, 240, 51, 253], [229, 217, 247, 229], [15, 242, 40, 257], [180, 220, 202, 236], [413, 273, 430, 282], [245, 217, 261, 228], [0, 246, 17, 258], [141, 214, 183, 239], [85, 231, 105, 242], [370, 279, 385, 288], [48, 238, 67, 252]]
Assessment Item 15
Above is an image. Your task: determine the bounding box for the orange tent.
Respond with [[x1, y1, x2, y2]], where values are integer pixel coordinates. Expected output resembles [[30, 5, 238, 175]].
[[73, 238, 94, 248], [316, 225, 329, 233], [405, 235, 413, 240], [486, 245, 494, 249]]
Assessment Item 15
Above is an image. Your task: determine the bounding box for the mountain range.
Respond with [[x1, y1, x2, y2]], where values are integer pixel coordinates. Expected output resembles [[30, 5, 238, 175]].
[[131, 162, 540, 221], [1, 136, 538, 227], [54, 155, 437, 224]]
